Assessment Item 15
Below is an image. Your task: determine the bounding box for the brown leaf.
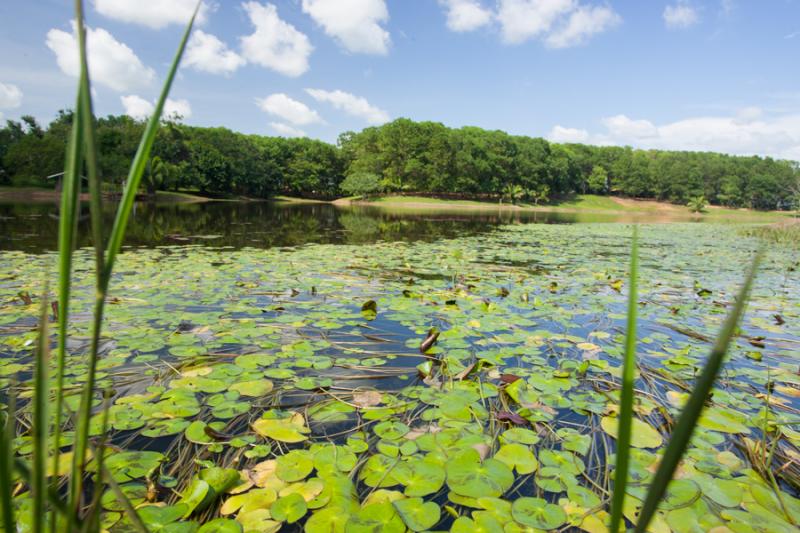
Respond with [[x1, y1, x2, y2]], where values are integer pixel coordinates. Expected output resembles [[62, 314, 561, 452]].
[[352, 390, 382, 408], [420, 328, 440, 353], [471, 443, 491, 460], [453, 362, 476, 381], [496, 411, 527, 425], [500, 374, 521, 384]]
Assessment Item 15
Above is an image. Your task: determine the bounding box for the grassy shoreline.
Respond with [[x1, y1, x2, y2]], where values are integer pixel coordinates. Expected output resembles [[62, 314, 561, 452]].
[[2, 186, 792, 222]]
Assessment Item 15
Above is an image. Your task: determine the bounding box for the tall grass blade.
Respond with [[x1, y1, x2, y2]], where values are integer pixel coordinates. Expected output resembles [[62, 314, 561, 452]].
[[68, 1, 198, 516], [0, 381, 17, 532], [634, 248, 763, 532], [74, 0, 104, 274], [609, 226, 638, 532], [32, 290, 50, 533], [51, 50, 85, 496]]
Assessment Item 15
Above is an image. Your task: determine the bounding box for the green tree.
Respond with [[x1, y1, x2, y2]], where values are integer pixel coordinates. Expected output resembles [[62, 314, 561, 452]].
[[587, 165, 609, 193], [340, 172, 382, 198]]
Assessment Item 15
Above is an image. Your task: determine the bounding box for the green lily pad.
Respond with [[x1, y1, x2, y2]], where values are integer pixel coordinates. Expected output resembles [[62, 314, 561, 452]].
[[393, 458, 446, 497], [271, 493, 308, 523], [230, 379, 274, 397], [345, 502, 405, 532], [601, 416, 663, 448], [446, 449, 514, 498], [494, 443, 538, 475], [392, 497, 441, 531], [276, 450, 314, 482], [511, 497, 567, 530]]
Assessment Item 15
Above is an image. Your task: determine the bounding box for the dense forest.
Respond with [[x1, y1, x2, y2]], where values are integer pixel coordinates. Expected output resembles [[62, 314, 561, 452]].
[[1, 112, 798, 209]]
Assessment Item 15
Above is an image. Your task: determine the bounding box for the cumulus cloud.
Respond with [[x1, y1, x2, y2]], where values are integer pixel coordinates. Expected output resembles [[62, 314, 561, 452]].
[[301, 0, 390, 55], [121, 94, 192, 120], [46, 22, 155, 91], [240, 2, 313, 77], [602, 114, 658, 139], [0, 82, 23, 109], [121, 94, 153, 119], [438, 0, 493, 32], [481, 0, 621, 47], [496, 0, 574, 43], [304, 88, 389, 124], [185, 30, 245, 75], [256, 93, 322, 125], [548, 125, 589, 143], [663, 1, 700, 29], [545, 5, 621, 48], [92, 0, 209, 29], [270, 122, 307, 137], [549, 108, 800, 160]]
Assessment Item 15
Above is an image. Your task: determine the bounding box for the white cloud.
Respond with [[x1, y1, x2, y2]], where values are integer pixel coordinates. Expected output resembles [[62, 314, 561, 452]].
[[0, 82, 23, 109], [602, 114, 658, 139], [92, 0, 209, 29], [301, 0, 390, 55], [164, 98, 192, 120], [46, 22, 155, 91], [439, 0, 492, 32], [545, 5, 621, 48], [495, 0, 620, 47], [548, 125, 589, 143], [185, 30, 245, 75], [256, 93, 322, 125], [0, 112, 4, 122], [121, 95, 192, 120], [121, 94, 153, 119], [304, 88, 389, 124], [240, 2, 313, 77], [663, 1, 700, 30], [270, 122, 307, 137], [551, 108, 800, 160], [496, 0, 575, 44]]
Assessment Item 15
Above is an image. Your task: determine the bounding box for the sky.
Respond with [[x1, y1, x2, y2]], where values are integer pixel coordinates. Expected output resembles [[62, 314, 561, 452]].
[[0, 0, 799, 160]]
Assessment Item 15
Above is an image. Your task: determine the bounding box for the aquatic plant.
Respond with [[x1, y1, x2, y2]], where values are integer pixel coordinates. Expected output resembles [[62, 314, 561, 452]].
[[0, 2, 797, 533], [1, 0, 197, 530]]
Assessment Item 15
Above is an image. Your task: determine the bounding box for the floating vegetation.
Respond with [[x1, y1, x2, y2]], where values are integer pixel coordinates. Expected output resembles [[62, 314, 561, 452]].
[[1, 222, 799, 531]]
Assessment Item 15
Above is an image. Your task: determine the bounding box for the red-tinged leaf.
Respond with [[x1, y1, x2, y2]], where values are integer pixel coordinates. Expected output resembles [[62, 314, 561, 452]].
[[500, 374, 521, 384], [496, 411, 527, 425]]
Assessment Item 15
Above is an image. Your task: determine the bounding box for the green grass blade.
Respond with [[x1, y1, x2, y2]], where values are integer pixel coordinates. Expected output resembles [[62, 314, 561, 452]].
[[52, 82, 83, 484], [68, 2, 198, 516], [102, 4, 198, 281], [609, 225, 638, 533], [74, 0, 104, 275], [634, 248, 763, 532], [0, 380, 17, 532], [32, 290, 50, 533]]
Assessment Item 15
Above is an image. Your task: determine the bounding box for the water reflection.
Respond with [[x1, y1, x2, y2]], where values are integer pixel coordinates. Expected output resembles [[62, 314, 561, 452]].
[[0, 199, 644, 253]]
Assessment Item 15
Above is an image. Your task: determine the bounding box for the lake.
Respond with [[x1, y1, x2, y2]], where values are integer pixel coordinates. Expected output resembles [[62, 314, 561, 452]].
[[1, 199, 799, 531]]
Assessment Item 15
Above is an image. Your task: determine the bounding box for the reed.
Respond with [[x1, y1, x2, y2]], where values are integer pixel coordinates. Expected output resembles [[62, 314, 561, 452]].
[[608, 226, 638, 532]]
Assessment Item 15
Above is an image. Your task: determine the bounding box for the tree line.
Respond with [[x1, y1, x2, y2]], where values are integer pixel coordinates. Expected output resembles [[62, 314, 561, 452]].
[[1, 113, 797, 209]]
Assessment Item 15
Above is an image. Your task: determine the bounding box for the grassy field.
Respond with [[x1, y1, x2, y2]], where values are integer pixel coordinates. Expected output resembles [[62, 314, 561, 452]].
[[341, 193, 793, 221]]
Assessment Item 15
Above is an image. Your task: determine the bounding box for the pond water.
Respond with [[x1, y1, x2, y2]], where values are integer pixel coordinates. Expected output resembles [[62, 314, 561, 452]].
[[1, 199, 689, 253], [1, 200, 799, 532]]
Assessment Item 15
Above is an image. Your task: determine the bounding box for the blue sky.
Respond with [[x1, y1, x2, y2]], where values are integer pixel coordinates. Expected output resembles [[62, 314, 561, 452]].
[[0, 0, 799, 160]]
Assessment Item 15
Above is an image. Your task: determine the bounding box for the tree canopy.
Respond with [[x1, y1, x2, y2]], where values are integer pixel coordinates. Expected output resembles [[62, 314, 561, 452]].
[[1, 114, 797, 209]]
